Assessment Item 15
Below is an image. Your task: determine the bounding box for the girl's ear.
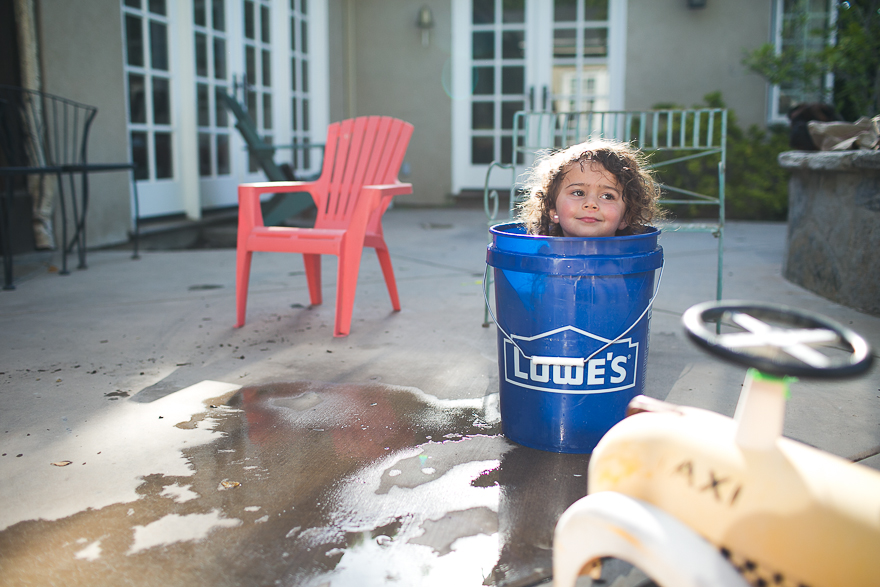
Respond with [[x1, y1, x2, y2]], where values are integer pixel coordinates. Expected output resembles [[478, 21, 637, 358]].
[[549, 207, 559, 223]]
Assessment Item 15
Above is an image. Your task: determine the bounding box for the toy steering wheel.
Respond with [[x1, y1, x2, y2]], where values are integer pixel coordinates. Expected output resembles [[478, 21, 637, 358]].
[[682, 301, 873, 379]]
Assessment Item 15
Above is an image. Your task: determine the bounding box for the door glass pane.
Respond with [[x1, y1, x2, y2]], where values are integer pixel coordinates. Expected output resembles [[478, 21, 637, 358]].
[[584, 0, 608, 21], [125, 0, 141, 7], [502, 31, 525, 59], [195, 33, 208, 77], [554, 29, 576, 58], [153, 76, 170, 124], [301, 20, 308, 53], [154, 132, 173, 178], [199, 133, 212, 175], [555, 0, 577, 21], [214, 38, 227, 79], [261, 5, 271, 42], [501, 66, 523, 94], [197, 84, 210, 126], [131, 131, 148, 179], [213, 0, 226, 30], [194, 0, 206, 26], [472, 67, 494, 94], [263, 94, 272, 129], [215, 87, 229, 126], [473, 32, 494, 59], [301, 60, 309, 91], [128, 74, 146, 123], [501, 101, 523, 129], [148, 0, 166, 16], [246, 46, 256, 83], [472, 137, 493, 163], [291, 16, 297, 50], [472, 102, 494, 130], [262, 49, 272, 86], [244, 1, 255, 39], [247, 90, 257, 119], [125, 15, 144, 66], [502, 0, 525, 23], [473, 0, 494, 24], [150, 21, 169, 70], [583, 28, 607, 56], [302, 99, 309, 131], [216, 134, 230, 174]]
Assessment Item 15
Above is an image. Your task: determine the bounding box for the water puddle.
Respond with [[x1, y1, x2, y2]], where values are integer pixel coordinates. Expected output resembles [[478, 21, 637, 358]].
[[0, 381, 593, 586]]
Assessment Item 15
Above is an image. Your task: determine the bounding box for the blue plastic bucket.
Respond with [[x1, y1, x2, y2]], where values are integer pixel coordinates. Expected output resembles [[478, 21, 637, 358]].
[[486, 222, 663, 453]]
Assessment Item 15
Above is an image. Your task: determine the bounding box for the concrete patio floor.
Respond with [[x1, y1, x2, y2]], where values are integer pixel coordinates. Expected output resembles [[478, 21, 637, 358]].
[[1, 207, 878, 586]]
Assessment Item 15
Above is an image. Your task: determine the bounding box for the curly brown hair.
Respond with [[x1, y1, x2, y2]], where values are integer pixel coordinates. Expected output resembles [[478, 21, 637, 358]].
[[516, 139, 661, 236]]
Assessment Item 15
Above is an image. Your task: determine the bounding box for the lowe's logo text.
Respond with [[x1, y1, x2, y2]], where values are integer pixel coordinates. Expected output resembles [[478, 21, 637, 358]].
[[503, 326, 639, 394]]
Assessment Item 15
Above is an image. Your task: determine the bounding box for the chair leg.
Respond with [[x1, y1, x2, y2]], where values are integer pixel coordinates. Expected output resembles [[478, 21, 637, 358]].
[[235, 248, 253, 328], [374, 245, 400, 311], [302, 253, 322, 306], [333, 245, 366, 337]]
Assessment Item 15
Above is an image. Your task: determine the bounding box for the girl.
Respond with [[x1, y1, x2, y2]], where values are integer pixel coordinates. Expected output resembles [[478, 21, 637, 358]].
[[517, 139, 661, 238]]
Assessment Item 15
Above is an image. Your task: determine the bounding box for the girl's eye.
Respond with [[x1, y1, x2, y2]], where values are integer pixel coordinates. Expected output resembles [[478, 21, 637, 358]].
[[572, 190, 584, 197], [601, 192, 616, 200]]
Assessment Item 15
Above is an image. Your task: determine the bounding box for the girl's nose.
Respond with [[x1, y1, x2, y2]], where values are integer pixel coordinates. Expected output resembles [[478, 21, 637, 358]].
[[583, 196, 598, 209]]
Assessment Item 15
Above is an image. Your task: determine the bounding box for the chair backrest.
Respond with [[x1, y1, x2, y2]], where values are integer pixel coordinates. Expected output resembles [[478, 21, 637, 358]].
[[0, 85, 97, 170], [313, 116, 413, 230], [498, 109, 727, 219]]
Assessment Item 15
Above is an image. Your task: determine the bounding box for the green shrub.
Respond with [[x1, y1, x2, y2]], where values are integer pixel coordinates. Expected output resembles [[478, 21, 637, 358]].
[[650, 92, 791, 222]]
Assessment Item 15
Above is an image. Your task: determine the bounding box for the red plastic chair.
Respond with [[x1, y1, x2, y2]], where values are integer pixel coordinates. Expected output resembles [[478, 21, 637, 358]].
[[235, 116, 414, 337]]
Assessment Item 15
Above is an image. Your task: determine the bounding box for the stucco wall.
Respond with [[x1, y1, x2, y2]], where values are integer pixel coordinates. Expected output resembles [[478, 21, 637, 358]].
[[625, 0, 771, 128], [38, 0, 131, 247], [343, 0, 453, 206]]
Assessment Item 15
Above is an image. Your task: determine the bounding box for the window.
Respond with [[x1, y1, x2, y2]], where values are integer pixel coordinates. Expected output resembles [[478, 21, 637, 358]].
[[122, 0, 174, 180], [768, 0, 835, 122]]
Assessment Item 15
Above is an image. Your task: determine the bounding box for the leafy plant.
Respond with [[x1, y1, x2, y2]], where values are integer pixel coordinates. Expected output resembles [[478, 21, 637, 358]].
[[742, 0, 880, 121], [650, 93, 791, 222]]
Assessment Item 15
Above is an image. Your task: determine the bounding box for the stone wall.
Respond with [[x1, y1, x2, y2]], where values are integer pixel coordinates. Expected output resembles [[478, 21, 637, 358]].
[[779, 150, 880, 316]]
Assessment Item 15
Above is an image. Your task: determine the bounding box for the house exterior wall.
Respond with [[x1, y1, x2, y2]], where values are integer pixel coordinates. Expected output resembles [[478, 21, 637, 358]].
[[330, 0, 454, 206], [38, 0, 132, 247], [625, 0, 772, 128]]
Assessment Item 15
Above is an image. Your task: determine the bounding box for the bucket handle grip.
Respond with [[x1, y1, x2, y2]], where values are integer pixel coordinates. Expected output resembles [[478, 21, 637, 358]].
[[483, 259, 665, 367], [532, 356, 585, 367]]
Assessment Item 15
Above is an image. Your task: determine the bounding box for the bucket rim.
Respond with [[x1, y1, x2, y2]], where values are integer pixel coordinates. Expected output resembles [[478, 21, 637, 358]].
[[489, 221, 660, 240]]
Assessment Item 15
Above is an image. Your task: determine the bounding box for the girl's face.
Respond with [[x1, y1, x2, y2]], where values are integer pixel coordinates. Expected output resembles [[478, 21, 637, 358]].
[[549, 161, 627, 238]]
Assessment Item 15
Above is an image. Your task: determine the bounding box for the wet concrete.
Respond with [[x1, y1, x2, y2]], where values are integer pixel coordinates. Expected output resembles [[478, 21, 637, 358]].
[[0, 380, 592, 587], [2, 209, 878, 587]]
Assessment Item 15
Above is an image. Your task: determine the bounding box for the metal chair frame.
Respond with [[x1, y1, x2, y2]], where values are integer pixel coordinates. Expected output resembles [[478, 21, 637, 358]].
[[0, 85, 135, 289], [218, 91, 324, 226], [483, 109, 727, 324]]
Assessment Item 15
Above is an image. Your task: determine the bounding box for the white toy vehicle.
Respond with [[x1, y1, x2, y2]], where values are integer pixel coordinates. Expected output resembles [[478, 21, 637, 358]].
[[554, 301, 877, 587]]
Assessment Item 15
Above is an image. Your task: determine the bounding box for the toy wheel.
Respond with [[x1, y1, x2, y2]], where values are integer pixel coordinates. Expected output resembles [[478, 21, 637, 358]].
[[682, 301, 873, 379]]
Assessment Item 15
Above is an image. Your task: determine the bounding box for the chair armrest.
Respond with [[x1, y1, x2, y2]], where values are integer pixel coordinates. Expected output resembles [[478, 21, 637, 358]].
[[239, 180, 321, 196], [361, 182, 413, 200]]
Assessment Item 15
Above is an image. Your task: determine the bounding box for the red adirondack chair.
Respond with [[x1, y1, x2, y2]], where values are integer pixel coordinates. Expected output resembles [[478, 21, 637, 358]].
[[235, 116, 414, 337]]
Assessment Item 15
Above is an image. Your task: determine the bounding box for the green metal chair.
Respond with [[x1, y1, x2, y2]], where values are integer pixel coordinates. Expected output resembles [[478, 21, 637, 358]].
[[483, 109, 727, 325], [218, 92, 324, 226]]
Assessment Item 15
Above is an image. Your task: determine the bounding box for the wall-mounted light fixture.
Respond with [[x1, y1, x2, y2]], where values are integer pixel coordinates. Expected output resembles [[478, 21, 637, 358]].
[[687, 0, 707, 8], [416, 5, 435, 47]]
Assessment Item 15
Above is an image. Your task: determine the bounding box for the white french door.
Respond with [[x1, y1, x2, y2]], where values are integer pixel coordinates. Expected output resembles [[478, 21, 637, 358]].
[[451, 0, 627, 193], [122, 0, 328, 218]]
